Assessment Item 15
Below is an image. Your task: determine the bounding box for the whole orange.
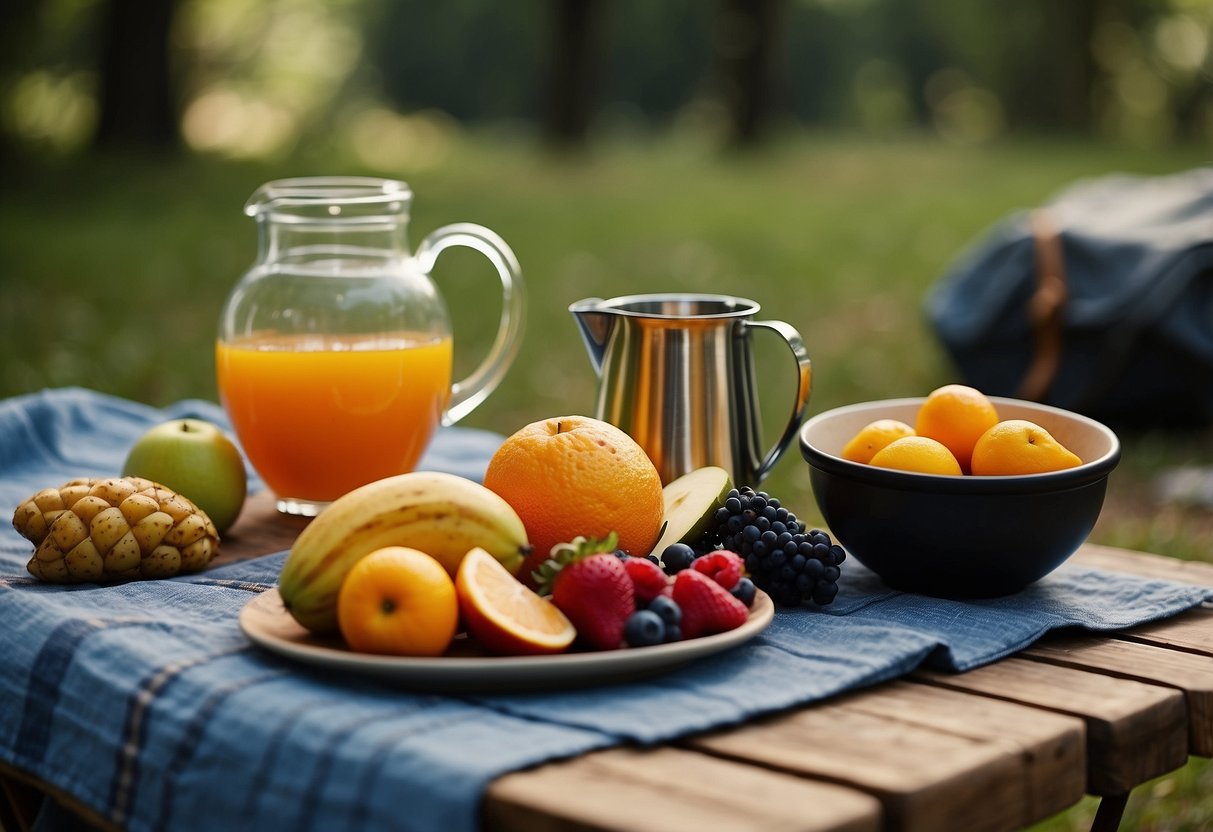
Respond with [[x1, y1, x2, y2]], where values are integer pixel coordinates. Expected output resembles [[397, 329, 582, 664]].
[[869, 436, 963, 476], [970, 420, 1083, 476], [483, 416, 664, 583], [841, 419, 916, 464], [914, 385, 999, 473], [336, 546, 458, 656]]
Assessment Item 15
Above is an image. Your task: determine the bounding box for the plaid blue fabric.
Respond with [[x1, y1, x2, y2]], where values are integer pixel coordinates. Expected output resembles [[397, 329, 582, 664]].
[[2, 388, 1209, 832]]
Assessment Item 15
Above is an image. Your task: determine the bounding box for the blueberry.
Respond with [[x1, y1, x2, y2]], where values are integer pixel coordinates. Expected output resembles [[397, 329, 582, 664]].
[[727, 487, 740, 499], [750, 495, 768, 510], [768, 550, 786, 568], [755, 516, 771, 532], [727, 515, 744, 534], [812, 542, 831, 559], [624, 610, 666, 647], [798, 541, 815, 557], [662, 543, 696, 573], [646, 554, 661, 565], [830, 545, 846, 564], [751, 541, 767, 557], [647, 595, 682, 626], [795, 573, 813, 591], [768, 498, 781, 509], [745, 553, 761, 573], [823, 565, 841, 582], [730, 577, 757, 607], [725, 496, 742, 512], [761, 530, 778, 546], [776, 531, 793, 546], [805, 558, 825, 578], [791, 554, 806, 572], [664, 624, 683, 643], [742, 525, 761, 542], [613, 549, 630, 560], [771, 521, 787, 536], [779, 565, 796, 583]]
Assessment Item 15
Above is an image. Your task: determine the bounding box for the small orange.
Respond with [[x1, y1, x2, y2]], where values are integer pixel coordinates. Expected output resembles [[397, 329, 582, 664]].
[[456, 547, 576, 655], [915, 385, 999, 472], [869, 436, 963, 476], [841, 419, 916, 464], [336, 546, 458, 656], [970, 420, 1083, 476], [483, 416, 664, 582]]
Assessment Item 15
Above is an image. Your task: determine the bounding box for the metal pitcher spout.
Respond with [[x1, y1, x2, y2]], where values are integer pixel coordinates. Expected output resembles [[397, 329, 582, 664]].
[[569, 298, 615, 375]]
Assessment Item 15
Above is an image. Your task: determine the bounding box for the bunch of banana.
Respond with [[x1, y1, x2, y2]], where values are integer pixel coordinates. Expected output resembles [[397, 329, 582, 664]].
[[279, 471, 532, 634]]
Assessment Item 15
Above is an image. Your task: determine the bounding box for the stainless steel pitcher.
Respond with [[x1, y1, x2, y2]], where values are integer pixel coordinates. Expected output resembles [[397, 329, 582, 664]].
[[570, 294, 812, 485]]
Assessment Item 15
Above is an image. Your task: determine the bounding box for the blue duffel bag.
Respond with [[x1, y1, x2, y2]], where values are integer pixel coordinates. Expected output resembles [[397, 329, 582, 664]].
[[925, 167, 1213, 427]]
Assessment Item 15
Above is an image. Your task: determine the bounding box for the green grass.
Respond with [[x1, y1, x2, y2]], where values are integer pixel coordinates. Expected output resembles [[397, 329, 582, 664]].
[[2, 132, 1211, 828]]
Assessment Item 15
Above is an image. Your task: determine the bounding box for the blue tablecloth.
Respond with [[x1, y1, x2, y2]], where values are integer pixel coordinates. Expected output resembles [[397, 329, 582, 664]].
[[2, 388, 1210, 832]]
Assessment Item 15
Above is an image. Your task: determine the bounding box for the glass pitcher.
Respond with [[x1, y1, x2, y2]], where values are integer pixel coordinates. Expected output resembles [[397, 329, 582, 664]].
[[216, 177, 524, 516]]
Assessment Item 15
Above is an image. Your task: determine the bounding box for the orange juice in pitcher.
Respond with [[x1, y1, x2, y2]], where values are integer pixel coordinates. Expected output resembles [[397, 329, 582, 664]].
[[216, 332, 453, 506], [216, 177, 524, 515]]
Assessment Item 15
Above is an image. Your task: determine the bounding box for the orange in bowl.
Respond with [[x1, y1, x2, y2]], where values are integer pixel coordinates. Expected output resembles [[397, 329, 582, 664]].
[[484, 416, 664, 581], [840, 419, 915, 464], [914, 384, 999, 473], [971, 420, 1082, 476], [869, 435, 962, 476]]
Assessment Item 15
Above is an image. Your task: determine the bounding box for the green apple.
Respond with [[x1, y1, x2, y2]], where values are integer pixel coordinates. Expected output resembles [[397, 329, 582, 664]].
[[650, 466, 734, 556], [122, 419, 248, 535]]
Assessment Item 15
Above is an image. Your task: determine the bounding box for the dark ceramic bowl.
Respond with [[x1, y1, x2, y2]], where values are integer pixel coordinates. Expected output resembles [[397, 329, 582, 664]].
[[799, 397, 1120, 598]]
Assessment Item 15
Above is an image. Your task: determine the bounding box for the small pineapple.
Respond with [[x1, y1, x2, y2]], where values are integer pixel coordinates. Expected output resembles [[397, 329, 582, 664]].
[[12, 477, 220, 583]]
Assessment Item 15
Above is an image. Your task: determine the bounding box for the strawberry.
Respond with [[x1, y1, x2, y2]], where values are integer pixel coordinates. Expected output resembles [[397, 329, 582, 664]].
[[691, 550, 744, 590], [672, 569, 749, 639], [534, 536, 635, 650], [623, 557, 669, 604]]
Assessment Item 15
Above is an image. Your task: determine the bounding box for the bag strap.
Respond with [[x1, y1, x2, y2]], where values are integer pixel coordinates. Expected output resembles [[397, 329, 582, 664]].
[[1016, 210, 1068, 401]]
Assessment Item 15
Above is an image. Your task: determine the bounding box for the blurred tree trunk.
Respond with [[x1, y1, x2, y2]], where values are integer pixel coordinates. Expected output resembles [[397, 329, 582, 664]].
[[543, 0, 605, 148], [1001, 0, 1100, 131], [93, 0, 181, 152], [714, 0, 787, 147], [0, 0, 42, 172]]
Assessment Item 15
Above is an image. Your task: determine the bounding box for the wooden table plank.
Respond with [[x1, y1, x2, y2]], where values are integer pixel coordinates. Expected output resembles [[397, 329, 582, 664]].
[[684, 681, 1084, 832], [1115, 606, 1213, 657], [841, 683, 1085, 818], [218, 490, 308, 563], [1070, 544, 1213, 587], [1022, 636, 1213, 756], [913, 658, 1188, 795], [484, 747, 883, 832]]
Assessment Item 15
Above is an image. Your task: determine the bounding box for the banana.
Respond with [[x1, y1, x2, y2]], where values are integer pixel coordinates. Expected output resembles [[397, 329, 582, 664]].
[[278, 471, 531, 634]]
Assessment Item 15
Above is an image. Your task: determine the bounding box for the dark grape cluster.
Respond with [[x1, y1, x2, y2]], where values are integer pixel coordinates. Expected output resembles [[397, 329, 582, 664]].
[[697, 486, 845, 607]]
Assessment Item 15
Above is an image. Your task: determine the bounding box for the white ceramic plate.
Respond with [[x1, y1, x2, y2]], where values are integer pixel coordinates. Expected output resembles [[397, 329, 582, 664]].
[[240, 587, 774, 693]]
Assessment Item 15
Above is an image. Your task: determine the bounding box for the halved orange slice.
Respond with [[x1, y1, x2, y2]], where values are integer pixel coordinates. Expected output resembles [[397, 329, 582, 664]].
[[456, 547, 576, 656]]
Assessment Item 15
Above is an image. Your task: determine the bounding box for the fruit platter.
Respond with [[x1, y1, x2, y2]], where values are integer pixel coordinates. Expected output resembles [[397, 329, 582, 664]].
[[238, 587, 773, 693]]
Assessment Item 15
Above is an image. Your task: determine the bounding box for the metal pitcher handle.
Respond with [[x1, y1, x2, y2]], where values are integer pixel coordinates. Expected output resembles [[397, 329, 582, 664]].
[[415, 223, 526, 425], [747, 319, 812, 482]]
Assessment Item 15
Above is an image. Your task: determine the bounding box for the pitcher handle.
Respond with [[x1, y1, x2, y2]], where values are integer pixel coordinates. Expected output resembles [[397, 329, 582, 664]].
[[416, 223, 526, 425], [747, 319, 812, 483]]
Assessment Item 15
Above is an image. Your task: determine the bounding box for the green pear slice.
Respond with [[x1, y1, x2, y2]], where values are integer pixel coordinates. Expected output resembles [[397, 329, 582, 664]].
[[650, 466, 734, 555]]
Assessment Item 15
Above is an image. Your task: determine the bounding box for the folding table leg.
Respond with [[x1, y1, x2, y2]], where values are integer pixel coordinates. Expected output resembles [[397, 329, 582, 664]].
[[1090, 791, 1129, 832]]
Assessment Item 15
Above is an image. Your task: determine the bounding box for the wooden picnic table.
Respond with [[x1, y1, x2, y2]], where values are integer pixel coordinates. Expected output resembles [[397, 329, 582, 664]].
[[2, 491, 1211, 832]]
